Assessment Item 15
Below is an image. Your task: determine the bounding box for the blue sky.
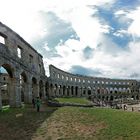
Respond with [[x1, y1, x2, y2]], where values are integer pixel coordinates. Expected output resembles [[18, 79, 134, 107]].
[[1, 0, 140, 79]]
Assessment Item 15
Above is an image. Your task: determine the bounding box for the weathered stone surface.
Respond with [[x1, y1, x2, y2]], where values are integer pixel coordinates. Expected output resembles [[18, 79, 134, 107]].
[[0, 22, 47, 107], [48, 65, 140, 103]]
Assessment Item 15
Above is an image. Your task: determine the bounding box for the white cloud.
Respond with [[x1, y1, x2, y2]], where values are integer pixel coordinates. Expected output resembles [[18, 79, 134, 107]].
[[43, 0, 115, 49], [128, 7, 140, 37], [93, 40, 140, 79], [43, 43, 50, 51], [0, 0, 115, 45], [2, 0, 140, 79], [115, 10, 128, 16], [0, 0, 48, 43], [113, 29, 129, 37]]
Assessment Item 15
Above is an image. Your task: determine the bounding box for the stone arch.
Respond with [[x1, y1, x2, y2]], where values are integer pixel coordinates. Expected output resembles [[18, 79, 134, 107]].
[[114, 87, 118, 94], [110, 88, 113, 94], [1, 64, 14, 78], [0, 64, 14, 107], [110, 95, 114, 101], [87, 86, 91, 96]]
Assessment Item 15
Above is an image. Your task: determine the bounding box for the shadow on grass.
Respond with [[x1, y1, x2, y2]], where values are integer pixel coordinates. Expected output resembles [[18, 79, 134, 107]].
[[0, 104, 58, 140]]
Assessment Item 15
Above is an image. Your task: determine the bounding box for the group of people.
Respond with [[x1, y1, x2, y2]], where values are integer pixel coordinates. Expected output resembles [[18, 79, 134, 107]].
[[32, 97, 41, 112]]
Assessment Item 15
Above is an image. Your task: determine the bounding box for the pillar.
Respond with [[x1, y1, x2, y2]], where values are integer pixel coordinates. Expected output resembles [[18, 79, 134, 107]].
[[48, 86, 51, 97], [85, 88, 88, 97], [55, 86, 58, 97], [77, 87, 81, 97], [69, 87, 72, 97], [50, 85, 54, 97], [91, 88, 94, 96], [42, 84, 46, 99], [73, 87, 76, 96], [81, 88, 83, 97], [60, 87, 63, 97], [10, 76, 21, 107], [32, 80, 39, 98], [25, 79, 32, 103]]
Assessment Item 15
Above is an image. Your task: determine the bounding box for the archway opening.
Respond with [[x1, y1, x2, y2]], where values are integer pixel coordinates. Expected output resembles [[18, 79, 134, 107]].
[[75, 86, 78, 96], [110, 95, 114, 101], [0, 64, 13, 106], [67, 86, 70, 96], [83, 87, 86, 96], [136, 95, 139, 100]]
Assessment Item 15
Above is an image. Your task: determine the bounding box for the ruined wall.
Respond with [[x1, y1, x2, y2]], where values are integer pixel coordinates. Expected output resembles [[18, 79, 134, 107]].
[[48, 65, 140, 101], [0, 22, 47, 109]]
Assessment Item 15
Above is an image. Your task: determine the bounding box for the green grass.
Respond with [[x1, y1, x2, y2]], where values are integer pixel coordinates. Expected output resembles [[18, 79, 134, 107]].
[[1, 104, 140, 140], [46, 107, 140, 140], [81, 108, 140, 140], [55, 97, 92, 105], [0, 104, 57, 140]]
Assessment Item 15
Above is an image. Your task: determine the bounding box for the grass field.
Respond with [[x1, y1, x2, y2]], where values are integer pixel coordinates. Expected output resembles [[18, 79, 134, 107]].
[[1, 103, 140, 140], [55, 97, 92, 105], [0, 104, 57, 140]]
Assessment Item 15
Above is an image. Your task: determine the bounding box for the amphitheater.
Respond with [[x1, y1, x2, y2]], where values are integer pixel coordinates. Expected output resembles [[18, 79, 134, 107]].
[[0, 22, 140, 109]]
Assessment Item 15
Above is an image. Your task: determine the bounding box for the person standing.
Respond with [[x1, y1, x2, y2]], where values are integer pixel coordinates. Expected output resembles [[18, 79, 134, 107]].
[[36, 97, 41, 112]]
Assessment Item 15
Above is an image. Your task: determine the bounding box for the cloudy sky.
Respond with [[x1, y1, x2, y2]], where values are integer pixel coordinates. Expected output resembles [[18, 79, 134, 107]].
[[1, 0, 140, 79]]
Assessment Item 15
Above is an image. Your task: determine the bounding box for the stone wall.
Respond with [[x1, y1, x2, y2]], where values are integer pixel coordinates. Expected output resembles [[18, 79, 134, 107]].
[[48, 65, 140, 102], [0, 22, 47, 109]]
